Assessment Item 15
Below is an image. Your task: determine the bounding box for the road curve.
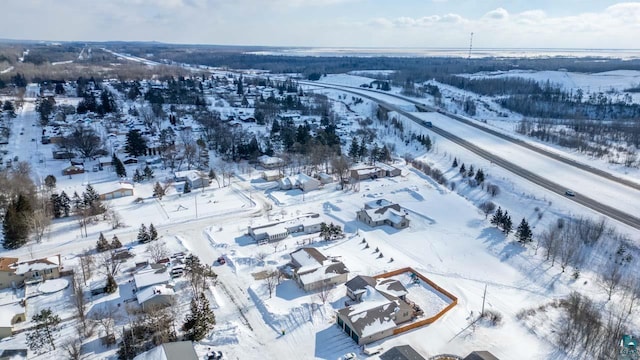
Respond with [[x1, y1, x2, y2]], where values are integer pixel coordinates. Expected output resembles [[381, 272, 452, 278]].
[[301, 81, 640, 230]]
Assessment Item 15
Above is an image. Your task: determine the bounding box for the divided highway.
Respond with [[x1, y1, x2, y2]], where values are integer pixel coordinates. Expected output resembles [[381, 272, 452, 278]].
[[302, 81, 640, 230]]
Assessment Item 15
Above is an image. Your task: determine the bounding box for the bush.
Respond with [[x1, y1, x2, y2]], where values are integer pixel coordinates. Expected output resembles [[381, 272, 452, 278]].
[[481, 310, 503, 326]]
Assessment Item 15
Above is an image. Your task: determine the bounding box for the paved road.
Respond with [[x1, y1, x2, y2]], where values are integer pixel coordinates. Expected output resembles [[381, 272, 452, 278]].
[[302, 81, 640, 230]]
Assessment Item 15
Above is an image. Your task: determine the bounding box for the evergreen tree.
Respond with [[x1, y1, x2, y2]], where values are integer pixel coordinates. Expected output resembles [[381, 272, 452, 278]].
[[111, 235, 122, 249], [183, 180, 191, 194], [467, 165, 475, 178], [153, 182, 165, 200], [452, 158, 458, 168], [358, 137, 368, 160], [182, 293, 216, 341], [72, 191, 83, 212], [105, 274, 117, 293], [236, 75, 243, 95], [96, 232, 109, 252], [124, 129, 148, 157], [502, 214, 513, 234], [459, 163, 466, 175], [474, 169, 485, 184], [148, 223, 158, 241], [112, 153, 126, 178], [143, 165, 154, 180], [2, 194, 33, 249], [490, 207, 503, 227], [137, 224, 150, 243], [133, 169, 144, 183], [50, 193, 62, 218], [59, 191, 71, 217], [515, 218, 532, 243], [26, 308, 61, 352], [348, 137, 359, 159], [84, 184, 104, 215], [380, 145, 391, 162]]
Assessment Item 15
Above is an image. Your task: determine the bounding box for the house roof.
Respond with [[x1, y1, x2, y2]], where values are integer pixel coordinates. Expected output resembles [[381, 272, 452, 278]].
[[376, 278, 408, 298], [0, 302, 25, 327], [298, 261, 349, 286], [338, 286, 399, 338], [92, 181, 134, 195], [362, 207, 406, 226], [0, 258, 18, 272], [290, 248, 327, 269], [364, 199, 395, 209], [380, 345, 427, 360], [136, 284, 175, 306], [13, 256, 60, 275], [464, 351, 500, 360], [134, 266, 170, 289], [345, 275, 376, 293], [174, 170, 208, 182], [133, 341, 198, 360]]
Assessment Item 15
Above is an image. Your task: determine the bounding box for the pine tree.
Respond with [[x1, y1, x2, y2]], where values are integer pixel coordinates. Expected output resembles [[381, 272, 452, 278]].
[[112, 153, 126, 178], [516, 218, 532, 243], [358, 137, 368, 160], [459, 163, 466, 175], [50, 193, 62, 218], [182, 293, 216, 341], [26, 308, 61, 352], [84, 184, 104, 215], [72, 191, 83, 212], [348, 137, 359, 159], [502, 214, 513, 234], [59, 191, 71, 217], [149, 223, 158, 241], [133, 169, 144, 183], [105, 274, 117, 293], [475, 169, 485, 184], [96, 232, 109, 252], [153, 182, 165, 200], [2, 194, 33, 249], [490, 207, 503, 228], [143, 165, 154, 180], [452, 158, 458, 168], [467, 165, 475, 178], [137, 223, 150, 243], [110, 235, 122, 249]]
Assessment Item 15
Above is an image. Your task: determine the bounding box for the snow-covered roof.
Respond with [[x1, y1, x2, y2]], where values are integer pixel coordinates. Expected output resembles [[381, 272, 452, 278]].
[[375, 278, 408, 298], [364, 198, 394, 209], [174, 170, 208, 182], [133, 341, 198, 360], [363, 207, 406, 225], [13, 256, 60, 275], [258, 155, 284, 166], [136, 284, 175, 306], [338, 286, 399, 338], [290, 248, 326, 269], [92, 181, 134, 195], [134, 266, 170, 289], [298, 261, 348, 285]]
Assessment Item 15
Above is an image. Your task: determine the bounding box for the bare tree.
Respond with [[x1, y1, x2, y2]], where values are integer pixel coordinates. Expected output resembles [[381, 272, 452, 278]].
[[479, 201, 496, 219], [146, 242, 169, 263], [71, 271, 88, 336], [62, 337, 82, 360], [623, 276, 640, 315], [90, 304, 118, 345], [599, 259, 624, 301], [558, 226, 583, 273], [331, 155, 351, 190], [31, 208, 51, 243], [79, 253, 94, 284], [100, 251, 121, 277], [263, 269, 279, 298], [315, 285, 333, 304]]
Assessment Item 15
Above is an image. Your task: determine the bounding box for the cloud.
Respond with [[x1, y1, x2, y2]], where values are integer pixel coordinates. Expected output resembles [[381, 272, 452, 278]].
[[483, 8, 509, 20]]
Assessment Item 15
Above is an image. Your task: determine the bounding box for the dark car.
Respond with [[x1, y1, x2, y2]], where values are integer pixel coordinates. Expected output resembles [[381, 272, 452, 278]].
[[565, 190, 576, 197]]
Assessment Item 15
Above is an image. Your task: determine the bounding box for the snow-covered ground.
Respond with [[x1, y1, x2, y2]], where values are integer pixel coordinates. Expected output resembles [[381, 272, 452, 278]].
[[1, 69, 639, 360]]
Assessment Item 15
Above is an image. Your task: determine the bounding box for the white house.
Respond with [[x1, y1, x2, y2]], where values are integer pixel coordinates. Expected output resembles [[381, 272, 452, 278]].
[[133, 265, 171, 290], [356, 199, 410, 229], [136, 284, 175, 310], [93, 182, 134, 200], [278, 173, 320, 192], [290, 248, 349, 291], [174, 170, 210, 190], [257, 155, 285, 169], [133, 341, 198, 360]]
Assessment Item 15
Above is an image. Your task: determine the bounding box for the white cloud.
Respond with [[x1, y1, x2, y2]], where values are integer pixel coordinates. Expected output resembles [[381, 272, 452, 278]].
[[483, 7, 509, 20]]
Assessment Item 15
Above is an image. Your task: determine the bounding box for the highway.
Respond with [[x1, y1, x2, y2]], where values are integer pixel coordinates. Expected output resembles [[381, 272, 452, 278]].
[[301, 81, 640, 230]]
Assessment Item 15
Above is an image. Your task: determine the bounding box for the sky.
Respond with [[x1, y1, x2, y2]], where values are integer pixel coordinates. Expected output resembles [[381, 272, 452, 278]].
[[2, 0, 640, 49]]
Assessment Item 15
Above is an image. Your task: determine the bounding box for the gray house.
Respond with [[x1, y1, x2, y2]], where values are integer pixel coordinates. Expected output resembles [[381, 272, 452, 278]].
[[356, 199, 409, 229], [380, 345, 427, 360]]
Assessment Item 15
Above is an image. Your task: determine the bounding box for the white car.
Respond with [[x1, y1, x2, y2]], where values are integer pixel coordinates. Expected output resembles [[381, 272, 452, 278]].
[[565, 190, 576, 197], [342, 353, 357, 360]]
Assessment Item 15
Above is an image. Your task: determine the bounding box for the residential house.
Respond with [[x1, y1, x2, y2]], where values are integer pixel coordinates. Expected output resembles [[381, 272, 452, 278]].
[[350, 164, 401, 181], [289, 248, 349, 291], [248, 216, 324, 243], [278, 173, 320, 192], [133, 341, 198, 360], [262, 170, 281, 182], [133, 265, 174, 311], [356, 199, 410, 229], [94, 182, 134, 200], [380, 345, 427, 360], [336, 284, 413, 345], [0, 302, 26, 339], [0, 256, 62, 289], [174, 170, 210, 190], [123, 157, 138, 165], [62, 165, 84, 176], [257, 155, 284, 169], [98, 157, 113, 167]]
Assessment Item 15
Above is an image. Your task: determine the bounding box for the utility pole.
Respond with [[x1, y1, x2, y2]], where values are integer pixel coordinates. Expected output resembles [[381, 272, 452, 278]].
[[481, 283, 487, 316]]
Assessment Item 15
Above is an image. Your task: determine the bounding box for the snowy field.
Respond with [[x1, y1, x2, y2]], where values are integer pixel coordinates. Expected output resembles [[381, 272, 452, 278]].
[[0, 69, 639, 360]]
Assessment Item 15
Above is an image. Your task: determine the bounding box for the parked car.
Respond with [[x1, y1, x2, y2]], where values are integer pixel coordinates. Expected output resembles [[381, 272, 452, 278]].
[[343, 353, 357, 360], [565, 190, 576, 197]]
